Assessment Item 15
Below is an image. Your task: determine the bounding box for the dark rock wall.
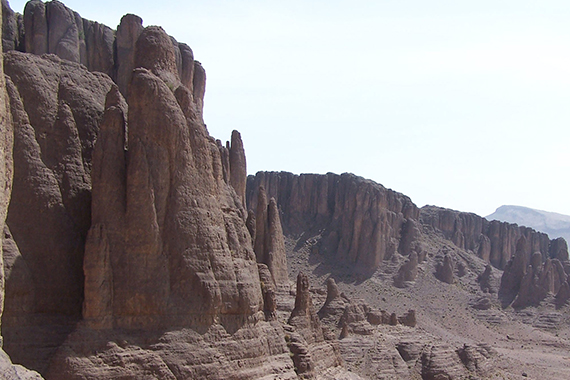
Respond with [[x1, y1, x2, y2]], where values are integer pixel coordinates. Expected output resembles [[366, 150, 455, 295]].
[[421, 206, 570, 308], [247, 171, 420, 270], [420, 205, 565, 269]]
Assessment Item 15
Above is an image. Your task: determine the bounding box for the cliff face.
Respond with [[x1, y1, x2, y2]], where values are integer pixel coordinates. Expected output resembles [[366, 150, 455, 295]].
[[2, 0, 203, 111], [246, 172, 420, 271], [0, 1, 305, 379], [420, 206, 570, 308], [420, 206, 566, 269]]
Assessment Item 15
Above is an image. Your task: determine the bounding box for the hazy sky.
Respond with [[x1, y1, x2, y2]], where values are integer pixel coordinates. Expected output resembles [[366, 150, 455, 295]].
[[8, 0, 570, 217]]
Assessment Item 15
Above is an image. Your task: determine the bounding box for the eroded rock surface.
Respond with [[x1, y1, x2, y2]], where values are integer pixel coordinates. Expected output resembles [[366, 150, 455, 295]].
[[3, 51, 113, 372], [247, 172, 420, 271]]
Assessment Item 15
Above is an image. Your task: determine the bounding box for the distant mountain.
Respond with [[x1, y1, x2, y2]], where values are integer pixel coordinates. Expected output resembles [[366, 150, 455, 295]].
[[486, 205, 570, 243]]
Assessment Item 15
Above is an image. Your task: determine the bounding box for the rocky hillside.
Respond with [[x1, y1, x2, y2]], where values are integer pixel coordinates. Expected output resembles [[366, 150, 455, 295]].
[[0, 1, 569, 380], [487, 205, 570, 243]]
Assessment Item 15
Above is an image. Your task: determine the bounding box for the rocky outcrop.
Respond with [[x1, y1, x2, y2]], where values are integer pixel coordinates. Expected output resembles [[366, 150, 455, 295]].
[[477, 264, 497, 294], [435, 253, 455, 284], [423, 206, 570, 308], [0, 4, 44, 378], [115, 13, 143, 94], [420, 205, 563, 270], [217, 130, 247, 208], [3, 51, 113, 372], [0, 3, 304, 379], [229, 130, 247, 207], [317, 278, 348, 325], [6, 1, 205, 117], [251, 186, 289, 287], [393, 251, 418, 287], [286, 273, 343, 378], [247, 172, 420, 271], [43, 21, 302, 379], [499, 235, 570, 308], [2, 0, 22, 52]]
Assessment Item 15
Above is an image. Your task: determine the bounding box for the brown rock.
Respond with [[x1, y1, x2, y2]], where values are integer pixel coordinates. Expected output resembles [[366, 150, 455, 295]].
[[435, 253, 454, 284], [339, 302, 374, 335], [245, 209, 256, 240], [217, 139, 230, 183], [2, 0, 21, 52], [229, 130, 247, 207], [258, 263, 277, 320], [192, 60, 206, 119], [83, 19, 115, 77], [549, 237, 569, 261], [254, 185, 268, 261], [318, 278, 349, 329], [555, 280, 570, 308], [115, 13, 143, 95], [23, 0, 48, 55], [287, 273, 343, 377], [477, 234, 491, 262], [46, 0, 81, 63], [421, 344, 469, 380], [288, 273, 323, 341], [83, 67, 263, 330], [499, 236, 531, 306], [394, 251, 418, 287], [247, 172, 419, 272], [3, 52, 113, 372], [178, 42, 194, 90], [134, 26, 179, 87], [399, 218, 420, 255], [252, 186, 288, 287], [420, 205, 551, 270], [477, 264, 496, 294], [398, 309, 417, 327], [52, 64, 300, 379]]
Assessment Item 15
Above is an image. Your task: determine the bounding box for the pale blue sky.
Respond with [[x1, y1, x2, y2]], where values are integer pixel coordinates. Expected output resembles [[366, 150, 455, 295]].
[[8, 1, 570, 217]]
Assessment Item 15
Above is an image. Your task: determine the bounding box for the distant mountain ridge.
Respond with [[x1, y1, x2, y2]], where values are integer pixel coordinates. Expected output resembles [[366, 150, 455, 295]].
[[486, 205, 570, 243]]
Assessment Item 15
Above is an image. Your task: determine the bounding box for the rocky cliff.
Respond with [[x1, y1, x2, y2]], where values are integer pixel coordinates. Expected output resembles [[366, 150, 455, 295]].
[[487, 204, 570, 244], [246, 172, 420, 272], [421, 206, 570, 308], [0, 1, 349, 379]]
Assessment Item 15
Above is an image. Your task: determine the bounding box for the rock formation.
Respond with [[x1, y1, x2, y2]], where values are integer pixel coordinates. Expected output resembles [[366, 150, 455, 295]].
[[3, 50, 113, 372], [252, 185, 289, 287], [393, 251, 418, 287], [435, 252, 455, 284], [423, 206, 570, 308], [286, 273, 343, 378], [477, 264, 496, 294], [0, 2, 303, 379], [0, 3, 44, 378], [420, 205, 563, 270], [317, 278, 348, 325], [499, 236, 570, 308], [4, 0, 205, 116], [247, 172, 420, 271]]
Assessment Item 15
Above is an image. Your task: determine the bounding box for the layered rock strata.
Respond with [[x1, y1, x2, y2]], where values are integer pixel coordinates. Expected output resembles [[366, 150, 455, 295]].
[[246, 172, 420, 271]]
